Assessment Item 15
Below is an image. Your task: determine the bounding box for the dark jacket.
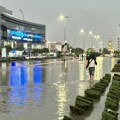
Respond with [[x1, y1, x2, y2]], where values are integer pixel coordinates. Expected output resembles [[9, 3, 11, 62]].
[[86, 54, 97, 69]]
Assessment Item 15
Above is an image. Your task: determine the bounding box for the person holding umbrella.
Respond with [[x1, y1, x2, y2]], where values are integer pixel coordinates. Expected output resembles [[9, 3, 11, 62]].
[[62, 41, 69, 61], [86, 48, 97, 80]]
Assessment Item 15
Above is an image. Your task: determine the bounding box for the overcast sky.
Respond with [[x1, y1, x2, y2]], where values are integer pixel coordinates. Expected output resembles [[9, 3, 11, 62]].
[[0, 0, 120, 49]]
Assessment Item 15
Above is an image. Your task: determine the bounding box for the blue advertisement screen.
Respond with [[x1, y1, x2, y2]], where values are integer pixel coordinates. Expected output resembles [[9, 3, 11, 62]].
[[7, 29, 42, 42]]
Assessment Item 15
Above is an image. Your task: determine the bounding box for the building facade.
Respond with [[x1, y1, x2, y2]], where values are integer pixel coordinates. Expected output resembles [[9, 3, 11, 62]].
[[0, 13, 46, 52], [46, 41, 62, 52]]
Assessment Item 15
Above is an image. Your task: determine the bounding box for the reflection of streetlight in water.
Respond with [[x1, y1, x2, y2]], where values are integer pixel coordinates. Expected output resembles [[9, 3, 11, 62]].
[[62, 61, 68, 72], [78, 83, 89, 96], [79, 61, 85, 80], [64, 61, 67, 69], [111, 58, 115, 70], [55, 82, 68, 120], [94, 57, 103, 80]]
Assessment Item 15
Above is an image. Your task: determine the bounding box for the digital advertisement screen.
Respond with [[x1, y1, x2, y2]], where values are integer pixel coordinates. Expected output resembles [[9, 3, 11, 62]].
[[7, 29, 42, 42]]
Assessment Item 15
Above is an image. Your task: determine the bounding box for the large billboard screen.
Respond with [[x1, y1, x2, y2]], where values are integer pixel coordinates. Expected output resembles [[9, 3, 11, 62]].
[[7, 29, 42, 42]]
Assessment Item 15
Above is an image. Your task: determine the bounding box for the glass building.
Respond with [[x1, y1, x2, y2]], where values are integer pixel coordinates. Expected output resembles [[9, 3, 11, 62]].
[[0, 13, 46, 51]]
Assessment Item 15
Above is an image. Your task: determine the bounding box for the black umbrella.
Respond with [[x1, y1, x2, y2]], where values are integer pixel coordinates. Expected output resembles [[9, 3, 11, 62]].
[[88, 52, 101, 58]]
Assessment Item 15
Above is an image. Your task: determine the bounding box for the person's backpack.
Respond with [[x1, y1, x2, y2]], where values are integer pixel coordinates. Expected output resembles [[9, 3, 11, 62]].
[[86, 59, 93, 69], [86, 58, 97, 69]]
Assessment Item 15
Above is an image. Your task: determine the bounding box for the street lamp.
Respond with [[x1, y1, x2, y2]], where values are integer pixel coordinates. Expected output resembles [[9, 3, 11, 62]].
[[94, 35, 100, 51], [80, 29, 87, 52], [60, 15, 69, 43], [19, 9, 25, 20], [99, 41, 103, 53], [89, 31, 94, 48]]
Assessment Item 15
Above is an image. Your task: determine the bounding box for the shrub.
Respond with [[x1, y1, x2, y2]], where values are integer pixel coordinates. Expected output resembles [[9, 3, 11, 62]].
[[85, 89, 101, 99], [114, 74, 120, 77], [102, 109, 118, 120], [75, 100, 92, 111], [107, 93, 120, 100], [62, 115, 72, 120], [76, 95, 93, 106], [105, 99, 119, 111], [70, 105, 85, 115]]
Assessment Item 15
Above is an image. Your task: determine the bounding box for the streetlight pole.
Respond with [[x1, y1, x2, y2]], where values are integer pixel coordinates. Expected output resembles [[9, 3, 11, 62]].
[[74, 37, 75, 56], [19, 9, 25, 20], [89, 31, 93, 48], [118, 38, 120, 55], [94, 35, 100, 51], [60, 15, 69, 43], [64, 16, 69, 42], [94, 35, 97, 50], [92, 37, 94, 48], [102, 38, 104, 54], [81, 29, 87, 53], [96, 35, 100, 51]]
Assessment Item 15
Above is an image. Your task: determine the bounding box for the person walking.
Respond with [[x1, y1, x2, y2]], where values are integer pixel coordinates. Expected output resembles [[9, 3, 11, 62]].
[[62, 41, 69, 61], [86, 49, 97, 80]]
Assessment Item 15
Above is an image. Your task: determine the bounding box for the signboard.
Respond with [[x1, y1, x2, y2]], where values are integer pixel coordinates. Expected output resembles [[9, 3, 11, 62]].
[[7, 29, 42, 42]]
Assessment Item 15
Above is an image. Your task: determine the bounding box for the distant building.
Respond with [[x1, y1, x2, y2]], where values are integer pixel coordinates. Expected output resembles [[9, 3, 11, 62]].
[[108, 37, 114, 54], [108, 37, 113, 50], [117, 37, 120, 52], [46, 41, 62, 52]]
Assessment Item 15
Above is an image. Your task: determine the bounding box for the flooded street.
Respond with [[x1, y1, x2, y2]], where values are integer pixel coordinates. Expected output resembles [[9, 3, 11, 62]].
[[0, 57, 117, 120]]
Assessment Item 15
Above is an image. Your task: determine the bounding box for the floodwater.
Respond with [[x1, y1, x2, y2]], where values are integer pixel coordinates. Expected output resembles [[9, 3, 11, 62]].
[[0, 57, 118, 120]]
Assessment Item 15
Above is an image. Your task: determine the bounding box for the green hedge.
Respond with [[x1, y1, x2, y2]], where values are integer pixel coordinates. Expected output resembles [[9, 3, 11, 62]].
[[85, 89, 101, 99], [62, 115, 72, 120], [114, 74, 120, 77], [76, 95, 93, 106], [107, 93, 120, 100], [75, 100, 92, 111], [112, 64, 120, 72], [102, 109, 118, 120], [70, 105, 85, 115], [117, 59, 120, 63]]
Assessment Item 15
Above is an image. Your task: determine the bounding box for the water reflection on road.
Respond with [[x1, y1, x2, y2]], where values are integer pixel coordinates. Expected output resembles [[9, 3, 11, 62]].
[[0, 57, 117, 120], [7, 62, 43, 115]]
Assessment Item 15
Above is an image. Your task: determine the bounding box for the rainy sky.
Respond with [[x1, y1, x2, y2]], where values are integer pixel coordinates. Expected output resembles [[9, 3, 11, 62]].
[[0, 0, 120, 49]]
